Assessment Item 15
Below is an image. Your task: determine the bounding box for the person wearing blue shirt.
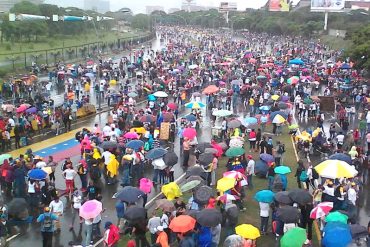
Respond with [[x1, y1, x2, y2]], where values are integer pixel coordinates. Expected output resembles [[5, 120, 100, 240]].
[[37, 207, 58, 247], [115, 200, 125, 231]]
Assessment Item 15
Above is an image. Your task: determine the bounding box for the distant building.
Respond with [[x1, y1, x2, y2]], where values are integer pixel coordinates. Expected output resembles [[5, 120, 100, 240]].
[[84, 0, 110, 14], [168, 8, 181, 14], [346, 0, 370, 11], [146, 6, 164, 15], [180, 4, 213, 12], [0, 0, 44, 12]]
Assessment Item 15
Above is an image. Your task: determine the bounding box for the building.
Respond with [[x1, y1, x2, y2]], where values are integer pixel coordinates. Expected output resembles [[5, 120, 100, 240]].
[[84, 0, 110, 14], [0, 0, 44, 12], [180, 4, 213, 12], [345, 0, 370, 11], [146, 6, 164, 15], [168, 8, 181, 14]]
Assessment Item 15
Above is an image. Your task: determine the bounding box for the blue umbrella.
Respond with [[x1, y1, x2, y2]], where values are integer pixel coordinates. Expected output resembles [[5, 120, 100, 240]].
[[289, 58, 304, 65], [145, 148, 168, 160], [254, 190, 275, 203], [244, 117, 258, 125], [28, 169, 47, 180], [186, 114, 197, 121], [126, 140, 145, 151], [260, 153, 274, 163], [259, 105, 270, 112], [147, 94, 156, 101], [328, 153, 352, 165], [339, 85, 353, 90], [340, 63, 351, 70], [84, 72, 94, 78], [255, 160, 268, 178], [323, 222, 352, 247]]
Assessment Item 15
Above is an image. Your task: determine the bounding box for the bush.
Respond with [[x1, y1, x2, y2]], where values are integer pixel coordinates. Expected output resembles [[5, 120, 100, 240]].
[[4, 44, 11, 51], [48, 40, 56, 48], [27, 44, 34, 50]]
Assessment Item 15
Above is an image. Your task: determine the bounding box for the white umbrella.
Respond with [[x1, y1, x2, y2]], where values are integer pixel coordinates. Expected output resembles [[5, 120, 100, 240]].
[[189, 64, 198, 70], [229, 138, 244, 148], [153, 91, 168, 98]]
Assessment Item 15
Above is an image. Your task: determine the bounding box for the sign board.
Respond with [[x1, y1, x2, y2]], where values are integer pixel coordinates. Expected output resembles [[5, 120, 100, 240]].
[[318, 96, 335, 112], [219, 2, 237, 12], [269, 0, 290, 12], [159, 122, 170, 140], [311, 0, 345, 12]]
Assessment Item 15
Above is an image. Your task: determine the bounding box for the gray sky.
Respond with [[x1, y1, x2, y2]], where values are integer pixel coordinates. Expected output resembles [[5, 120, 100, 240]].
[[44, 0, 301, 13]]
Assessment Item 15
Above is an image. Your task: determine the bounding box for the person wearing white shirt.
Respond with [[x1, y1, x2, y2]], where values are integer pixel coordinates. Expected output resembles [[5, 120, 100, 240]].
[[102, 150, 112, 165], [85, 218, 93, 246], [147, 214, 161, 244], [102, 124, 111, 137], [259, 202, 270, 234], [336, 132, 345, 149], [70, 189, 82, 230], [49, 196, 64, 232], [347, 183, 357, 206], [246, 156, 255, 189]]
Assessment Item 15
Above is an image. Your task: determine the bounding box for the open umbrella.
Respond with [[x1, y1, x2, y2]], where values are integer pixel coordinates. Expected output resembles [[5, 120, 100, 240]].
[[169, 215, 196, 233], [25, 107, 37, 114], [185, 114, 197, 122], [224, 235, 244, 247], [183, 128, 197, 139], [328, 153, 352, 165], [349, 224, 368, 240], [255, 160, 269, 178], [163, 152, 178, 166], [217, 177, 236, 192], [288, 188, 313, 205], [153, 91, 168, 98], [79, 200, 103, 219], [194, 185, 213, 205], [260, 153, 274, 163], [310, 202, 333, 219], [186, 166, 207, 180], [197, 142, 213, 153], [274, 191, 293, 204], [276, 206, 300, 223], [204, 148, 218, 155], [167, 102, 177, 110], [139, 178, 153, 194], [235, 224, 261, 240], [325, 211, 348, 224], [254, 190, 275, 203], [315, 160, 357, 179], [323, 222, 352, 247], [162, 182, 182, 200], [16, 104, 28, 113], [274, 166, 291, 175], [128, 92, 138, 98], [123, 206, 147, 223], [228, 120, 241, 128], [116, 186, 145, 204], [223, 171, 247, 180], [8, 198, 28, 217], [244, 117, 258, 125], [181, 180, 201, 192], [185, 102, 206, 109], [101, 141, 118, 150], [28, 169, 47, 180], [203, 85, 219, 95], [272, 114, 286, 124], [212, 109, 233, 117], [229, 138, 244, 148], [126, 140, 144, 151], [0, 154, 11, 165], [280, 227, 307, 247], [146, 148, 168, 160], [225, 147, 245, 158], [139, 115, 156, 123], [124, 132, 139, 139], [198, 153, 214, 166], [156, 199, 175, 212], [196, 208, 222, 227]]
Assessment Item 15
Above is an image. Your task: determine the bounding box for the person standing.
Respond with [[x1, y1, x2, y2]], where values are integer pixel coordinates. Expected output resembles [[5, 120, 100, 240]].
[[182, 137, 190, 167], [37, 207, 58, 247], [147, 213, 161, 244], [49, 196, 64, 233], [62, 163, 77, 196], [259, 202, 270, 235], [70, 188, 82, 231], [246, 155, 255, 190], [347, 182, 358, 206], [155, 226, 169, 247], [85, 218, 94, 247], [103, 222, 120, 247], [47, 156, 57, 183]]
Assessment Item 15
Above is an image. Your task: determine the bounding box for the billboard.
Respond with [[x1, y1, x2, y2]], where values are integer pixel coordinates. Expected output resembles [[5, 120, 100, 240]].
[[219, 2, 237, 12], [269, 0, 290, 11], [311, 0, 345, 12]]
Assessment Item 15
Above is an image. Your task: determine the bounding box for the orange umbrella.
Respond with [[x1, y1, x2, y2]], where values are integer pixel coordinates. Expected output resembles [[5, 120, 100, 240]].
[[169, 215, 196, 233], [202, 85, 219, 95]]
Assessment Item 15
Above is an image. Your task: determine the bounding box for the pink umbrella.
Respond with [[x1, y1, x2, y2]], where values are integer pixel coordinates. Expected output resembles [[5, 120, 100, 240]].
[[211, 143, 223, 157], [79, 200, 102, 219], [139, 178, 153, 194], [16, 104, 28, 113], [310, 202, 333, 219], [183, 128, 197, 139], [223, 171, 247, 180], [124, 132, 139, 139]]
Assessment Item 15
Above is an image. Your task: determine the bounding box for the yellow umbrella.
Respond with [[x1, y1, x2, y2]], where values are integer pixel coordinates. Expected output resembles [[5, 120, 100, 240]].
[[296, 131, 312, 142], [130, 127, 146, 134], [271, 95, 280, 101], [216, 177, 236, 192], [315, 160, 358, 179], [272, 114, 285, 124], [235, 224, 261, 240], [109, 79, 117, 85], [312, 128, 322, 138], [161, 182, 182, 200], [42, 167, 52, 174]]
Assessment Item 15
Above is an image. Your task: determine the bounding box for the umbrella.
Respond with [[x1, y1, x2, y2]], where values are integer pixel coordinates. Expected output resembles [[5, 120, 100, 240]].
[[255, 160, 269, 178], [278, 102, 289, 110], [28, 169, 47, 180], [101, 141, 118, 150], [8, 198, 28, 216], [270, 111, 288, 120], [153, 91, 168, 98], [259, 105, 270, 112], [167, 102, 177, 110], [223, 171, 247, 180], [315, 160, 358, 179], [322, 222, 352, 247], [156, 199, 175, 212], [288, 188, 313, 205], [229, 137, 244, 148], [124, 132, 139, 139], [194, 185, 213, 205], [25, 107, 37, 114], [183, 128, 197, 139], [185, 102, 206, 109], [217, 177, 236, 192], [116, 186, 145, 204], [272, 114, 286, 124], [303, 97, 313, 105], [79, 200, 103, 219], [169, 215, 196, 233], [186, 166, 207, 180], [228, 120, 241, 128], [162, 112, 175, 121], [147, 94, 156, 101], [224, 235, 244, 247], [254, 190, 275, 203], [163, 152, 178, 166], [197, 142, 213, 153], [146, 148, 168, 160], [139, 115, 156, 123], [123, 206, 147, 222], [260, 153, 274, 163], [217, 194, 239, 203], [162, 182, 182, 200], [276, 206, 300, 223], [349, 224, 368, 240], [192, 92, 202, 97], [310, 202, 333, 219], [212, 109, 233, 117], [274, 165, 291, 175], [271, 95, 280, 101], [198, 153, 215, 166], [127, 92, 138, 98], [204, 148, 218, 155], [188, 64, 198, 70], [16, 104, 28, 113], [0, 154, 11, 165], [235, 224, 261, 240], [185, 114, 197, 121], [328, 153, 352, 165], [181, 180, 201, 192], [280, 227, 307, 247], [126, 140, 145, 151], [244, 117, 258, 125], [139, 178, 153, 194], [289, 58, 304, 65], [325, 211, 348, 224], [196, 208, 222, 227], [274, 191, 293, 204], [225, 147, 245, 157], [203, 85, 219, 95]]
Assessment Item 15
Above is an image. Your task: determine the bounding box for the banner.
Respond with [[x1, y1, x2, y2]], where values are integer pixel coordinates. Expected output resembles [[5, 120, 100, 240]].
[[219, 2, 237, 12], [311, 0, 345, 12], [269, 0, 290, 12]]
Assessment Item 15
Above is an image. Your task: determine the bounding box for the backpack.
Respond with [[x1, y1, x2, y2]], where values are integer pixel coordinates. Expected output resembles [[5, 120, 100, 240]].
[[90, 166, 101, 180], [299, 170, 308, 182], [277, 144, 285, 154], [272, 175, 284, 192], [312, 168, 319, 179], [42, 214, 53, 232], [78, 164, 86, 175]]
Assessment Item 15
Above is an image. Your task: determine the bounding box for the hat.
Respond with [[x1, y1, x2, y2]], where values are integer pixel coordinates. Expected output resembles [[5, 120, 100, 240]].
[[247, 155, 253, 159], [104, 221, 112, 229], [155, 226, 164, 232]]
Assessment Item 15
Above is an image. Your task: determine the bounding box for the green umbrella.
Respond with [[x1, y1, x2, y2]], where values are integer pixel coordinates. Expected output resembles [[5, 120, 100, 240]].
[[181, 180, 201, 192], [0, 154, 11, 165], [325, 211, 348, 224], [288, 124, 299, 130], [280, 227, 307, 247], [303, 97, 313, 105], [225, 147, 245, 158], [274, 165, 292, 175]]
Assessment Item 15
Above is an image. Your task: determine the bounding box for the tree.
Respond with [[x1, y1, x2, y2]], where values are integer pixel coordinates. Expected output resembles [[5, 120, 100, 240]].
[[345, 24, 370, 71], [131, 14, 150, 30]]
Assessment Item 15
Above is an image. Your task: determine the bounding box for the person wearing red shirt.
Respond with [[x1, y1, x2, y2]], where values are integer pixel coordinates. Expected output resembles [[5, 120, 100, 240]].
[[103, 222, 120, 247]]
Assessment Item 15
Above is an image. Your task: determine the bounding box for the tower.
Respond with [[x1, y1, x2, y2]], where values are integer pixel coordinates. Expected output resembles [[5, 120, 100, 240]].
[[184, 0, 194, 12]]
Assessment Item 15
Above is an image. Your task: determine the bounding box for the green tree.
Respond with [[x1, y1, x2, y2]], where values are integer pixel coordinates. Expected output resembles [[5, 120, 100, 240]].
[[131, 14, 150, 30]]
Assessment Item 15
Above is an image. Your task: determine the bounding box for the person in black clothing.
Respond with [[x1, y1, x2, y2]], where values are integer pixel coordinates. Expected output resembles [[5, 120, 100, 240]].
[[259, 136, 267, 154], [299, 203, 314, 243], [266, 137, 274, 155], [14, 124, 21, 149], [295, 160, 306, 189]]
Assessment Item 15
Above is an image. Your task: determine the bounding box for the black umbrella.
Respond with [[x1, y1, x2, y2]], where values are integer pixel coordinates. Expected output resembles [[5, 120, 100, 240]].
[[123, 206, 147, 223], [194, 185, 213, 205], [196, 208, 222, 227], [186, 166, 207, 180], [132, 120, 144, 128], [116, 186, 145, 204], [198, 153, 214, 166], [146, 148, 168, 160], [274, 191, 293, 205], [101, 141, 118, 150], [288, 189, 313, 205], [350, 224, 368, 240], [276, 206, 300, 223], [255, 160, 269, 178], [185, 210, 199, 219], [226, 205, 239, 221], [163, 152, 178, 166], [196, 142, 213, 153], [8, 198, 28, 219], [278, 102, 289, 110]]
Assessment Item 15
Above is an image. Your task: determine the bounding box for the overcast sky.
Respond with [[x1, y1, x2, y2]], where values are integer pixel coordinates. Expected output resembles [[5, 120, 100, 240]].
[[44, 0, 301, 13]]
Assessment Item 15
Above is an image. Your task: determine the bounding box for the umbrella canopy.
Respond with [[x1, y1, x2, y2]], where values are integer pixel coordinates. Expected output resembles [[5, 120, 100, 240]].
[[101, 141, 118, 150], [79, 200, 103, 219], [192, 92, 202, 97], [0, 154, 11, 165], [315, 160, 358, 179], [288, 188, 313, 205], [229, 138, 244, 148], [349, 224, 368, 240], [139, 178, 153, 194], [169, 215, 196, 233], [153, 91, 168, 98], [223, 171, 247, 180], [274, 191, 293, 205], [183, 128, 197, 139], [203, 85, 219, 95], [323, 222, 352, 247], [310, 202, 333, 219], [147, 94, 156, 101], [156, 199, 175, 212], [272, 114, 286, 124], [280, 227, 307, 247], [126, 140, 144, 151], [224, 235, 244, 247], [163, 152, 178, 166], [254, 190, 275, 203], [124, 132, 139, 139], [204, 148, 218, 155], [225, 147, 245, 158], [276, 206, 300, 223], [181, 180, 201, 192], [197, 142, 213, 153], [259, 105, 270, 112], [25, 107, 37, 114], [235, 224, 261, 240], [16, 104, 28, 113], [270, 111, 288, 121], [198, 153, 215, 166], [139, 115, 156, 123], [8, 198, 28, 216], [28, 169, 48, 180], [185, 101, 206, 109], [123, 206, 147, 223], [116, 186, 145, 204], [325, 211, 348, 224], [212, 109, 233, 117], [228, 120, 241, 128], [328, 153, 352, 165], [274, 165, 291, 175], [127, 92, 138, 98], [244, 117, 258, 125], [146, 148, 168, 160], [260, 153, 274, 163], [185, 114, 197, 122], [196, 208, 222, 227], [217, 177, 236, 192], [167, 102, 177, 110], [161, 182, 182, 200], [289, 58, 304, 65], [194, 185, 213, 205], [186, 166, 207, 180], [271, 95, 280, 101]]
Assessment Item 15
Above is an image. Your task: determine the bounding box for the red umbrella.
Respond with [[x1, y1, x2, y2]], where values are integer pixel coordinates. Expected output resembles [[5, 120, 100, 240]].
[[167, 102, 177, 110], [16, 104, 28, 113], [211, 143, 223, 157], [183, 128, 197, 139]]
